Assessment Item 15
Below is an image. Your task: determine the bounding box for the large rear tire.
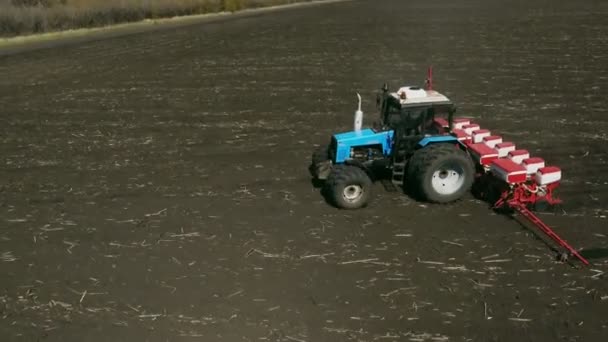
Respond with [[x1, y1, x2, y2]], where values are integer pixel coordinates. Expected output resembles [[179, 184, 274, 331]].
[[407, 143, 474, 203], [324, 165, 372, 209]]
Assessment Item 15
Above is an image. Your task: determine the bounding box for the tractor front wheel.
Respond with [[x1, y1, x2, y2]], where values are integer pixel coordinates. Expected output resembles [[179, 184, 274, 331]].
[[324, 165, 372, 209], [408, 144, 474, 203]]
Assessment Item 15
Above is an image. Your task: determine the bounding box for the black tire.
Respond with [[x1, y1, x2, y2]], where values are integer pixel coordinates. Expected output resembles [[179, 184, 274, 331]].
[[324, 165, 372, 209], [407, 143, 474, 203]]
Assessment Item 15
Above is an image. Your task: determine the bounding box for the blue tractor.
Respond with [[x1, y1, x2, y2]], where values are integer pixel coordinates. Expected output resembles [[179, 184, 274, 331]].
[[310, 77, 475, 209]]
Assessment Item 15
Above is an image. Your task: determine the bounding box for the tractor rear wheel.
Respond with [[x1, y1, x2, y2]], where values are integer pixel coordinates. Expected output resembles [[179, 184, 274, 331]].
[[324, 165, 372, 209], [407, 143, 474, 203]]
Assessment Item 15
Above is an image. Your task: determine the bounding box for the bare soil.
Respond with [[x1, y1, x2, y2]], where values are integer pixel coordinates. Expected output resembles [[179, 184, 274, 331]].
[[1, 0, 607, 341]]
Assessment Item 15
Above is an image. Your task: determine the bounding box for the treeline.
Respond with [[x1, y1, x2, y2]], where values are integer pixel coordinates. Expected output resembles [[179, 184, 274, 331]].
[[0, 0, 309, 37]]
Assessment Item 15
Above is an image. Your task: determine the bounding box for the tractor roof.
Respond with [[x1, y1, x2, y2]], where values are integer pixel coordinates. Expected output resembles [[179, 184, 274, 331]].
[[390, 86, 453, 108]]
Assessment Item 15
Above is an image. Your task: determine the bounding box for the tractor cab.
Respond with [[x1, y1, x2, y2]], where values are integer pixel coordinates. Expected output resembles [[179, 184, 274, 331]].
[[375, 84, 456, 138]]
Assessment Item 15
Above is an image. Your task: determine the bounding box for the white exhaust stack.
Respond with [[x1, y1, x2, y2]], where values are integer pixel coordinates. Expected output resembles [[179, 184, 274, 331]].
[[354, 93, 363, 132]]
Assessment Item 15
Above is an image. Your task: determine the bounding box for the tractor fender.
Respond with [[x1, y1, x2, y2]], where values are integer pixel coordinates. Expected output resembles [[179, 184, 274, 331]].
[[417, 135, 460, 148], [416, 136, 471, 160], [417, 135, 471, 153]]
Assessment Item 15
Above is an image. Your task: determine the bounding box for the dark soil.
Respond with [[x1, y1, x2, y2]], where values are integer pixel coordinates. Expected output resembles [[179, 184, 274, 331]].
[[1, 0, 607, 341]]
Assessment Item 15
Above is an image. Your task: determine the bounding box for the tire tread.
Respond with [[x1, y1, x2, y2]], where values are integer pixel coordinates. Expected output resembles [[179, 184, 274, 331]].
[[324, 165, 372, 209], [406, 143, 474, 203]]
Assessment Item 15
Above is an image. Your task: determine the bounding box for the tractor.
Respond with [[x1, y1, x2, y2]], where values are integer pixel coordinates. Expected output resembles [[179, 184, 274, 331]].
[[310, 69, 475, 209], [308, 69, 592, 266]]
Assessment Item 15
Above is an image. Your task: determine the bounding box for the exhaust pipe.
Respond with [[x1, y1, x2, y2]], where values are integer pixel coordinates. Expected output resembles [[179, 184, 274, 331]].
[[354, 93, 363, 132]]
